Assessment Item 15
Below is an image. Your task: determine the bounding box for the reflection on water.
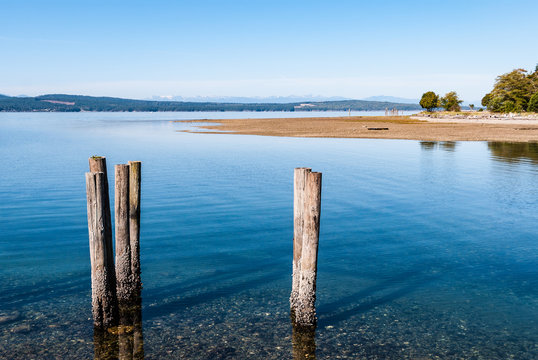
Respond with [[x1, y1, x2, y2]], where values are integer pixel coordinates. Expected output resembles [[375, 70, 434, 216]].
[[440, 141, 457, 151], [94, 297, 144, 360], [292, 325, 316, 360], [419, 141, 458, 151], [488, 142, 538, 164], [2, 113, 538, 359], [420, 141, 538, 163]]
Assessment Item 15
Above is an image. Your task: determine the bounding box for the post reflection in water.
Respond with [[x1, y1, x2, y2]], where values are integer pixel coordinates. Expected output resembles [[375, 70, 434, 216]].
[[440, 141, 457, 151], [292, 325, 316, 360], [93, 296, 144, 360], [419, 141, 437, 150], [419, 141, 458, 151]]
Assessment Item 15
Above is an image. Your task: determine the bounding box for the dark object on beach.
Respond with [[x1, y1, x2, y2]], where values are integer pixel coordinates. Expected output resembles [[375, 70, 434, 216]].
[[367, 127, 389, 130], [291, 168, 322, 328]]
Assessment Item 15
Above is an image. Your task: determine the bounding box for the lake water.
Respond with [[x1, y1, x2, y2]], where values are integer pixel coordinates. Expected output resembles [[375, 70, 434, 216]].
[[0, 112, 537, 359]]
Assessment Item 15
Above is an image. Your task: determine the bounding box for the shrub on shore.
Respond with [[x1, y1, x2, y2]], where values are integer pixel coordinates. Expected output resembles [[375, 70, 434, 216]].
[[440, 91, 463, 112], [419, 91, 439, 112], [420, 91, 465, 112]]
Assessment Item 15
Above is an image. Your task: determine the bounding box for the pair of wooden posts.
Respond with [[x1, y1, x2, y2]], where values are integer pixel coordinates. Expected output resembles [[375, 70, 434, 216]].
[[290, 168, 322, 328], [86, 160, 319, 329], [85, 156, 142, 329]]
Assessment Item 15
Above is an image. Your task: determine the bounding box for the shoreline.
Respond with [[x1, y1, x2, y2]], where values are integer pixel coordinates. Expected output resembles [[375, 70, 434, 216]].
[[178, 114, 538, 142]]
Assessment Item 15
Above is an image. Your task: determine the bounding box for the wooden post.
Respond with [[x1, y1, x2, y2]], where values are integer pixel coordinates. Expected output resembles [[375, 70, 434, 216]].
[[295, 171, 322, 328], [290, 168, 311, 318], [128, 161, 142, 298], [86, 171, 118, 329], [88, 156, 115, 291], [115, 164, 132, 305]]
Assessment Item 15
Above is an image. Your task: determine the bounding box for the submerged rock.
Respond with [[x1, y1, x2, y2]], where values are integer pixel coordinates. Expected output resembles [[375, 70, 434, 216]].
[[204, 345, 237, 360], [11, 324, 31, 334], [0, 311, 20, 325]]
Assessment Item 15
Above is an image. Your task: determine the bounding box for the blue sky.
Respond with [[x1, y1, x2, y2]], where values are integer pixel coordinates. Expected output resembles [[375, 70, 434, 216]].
[[1, 0, 537, 102]]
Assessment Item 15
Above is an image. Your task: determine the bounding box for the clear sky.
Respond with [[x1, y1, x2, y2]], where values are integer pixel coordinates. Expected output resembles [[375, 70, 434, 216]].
[[1, 0, 537, 102]]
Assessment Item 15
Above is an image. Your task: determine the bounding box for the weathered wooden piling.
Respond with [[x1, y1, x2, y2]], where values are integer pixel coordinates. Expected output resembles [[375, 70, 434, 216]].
[[115, 164, 133, 305], [128, 161, 142, 298], [86, 171, 118, 329], [294, 170, 322, 328], [290, 167, 311, 317], [88, 156, 116, 290]]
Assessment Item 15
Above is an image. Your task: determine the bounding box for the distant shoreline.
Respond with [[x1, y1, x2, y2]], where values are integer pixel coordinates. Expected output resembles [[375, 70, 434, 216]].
[[0, 94, 421, 112], [178, 113, 538, 142]]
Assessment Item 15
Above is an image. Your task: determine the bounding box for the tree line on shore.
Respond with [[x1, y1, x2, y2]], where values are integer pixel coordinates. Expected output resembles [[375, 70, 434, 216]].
[[420, 64, 538, 113]]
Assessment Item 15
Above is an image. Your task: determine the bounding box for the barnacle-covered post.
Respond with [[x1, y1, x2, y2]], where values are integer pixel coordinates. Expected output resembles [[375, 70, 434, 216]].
[[290, 168, 310, 319], [115, 164, 132, 305], [86, 169, 118, 329], [128, 161, 142, 298], [292, 169, 322, 328]]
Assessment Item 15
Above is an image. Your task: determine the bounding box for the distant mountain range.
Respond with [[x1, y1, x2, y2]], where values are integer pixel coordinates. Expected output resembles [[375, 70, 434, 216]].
[[149, 95, 351, 103], [362, 95, 419, 104], [0, 94, 422, 112], [149, 95, 421, 104]]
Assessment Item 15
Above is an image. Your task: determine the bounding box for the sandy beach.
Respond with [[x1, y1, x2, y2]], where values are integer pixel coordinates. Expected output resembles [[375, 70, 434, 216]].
[[179, 113, 538, 142]]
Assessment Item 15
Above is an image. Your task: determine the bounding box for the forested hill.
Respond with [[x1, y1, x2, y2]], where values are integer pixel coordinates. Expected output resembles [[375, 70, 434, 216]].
[[0, 94, 421, 112]]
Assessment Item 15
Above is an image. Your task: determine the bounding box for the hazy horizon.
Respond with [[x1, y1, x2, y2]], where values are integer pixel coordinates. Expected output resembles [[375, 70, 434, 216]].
[[1, 93, 422, 104]]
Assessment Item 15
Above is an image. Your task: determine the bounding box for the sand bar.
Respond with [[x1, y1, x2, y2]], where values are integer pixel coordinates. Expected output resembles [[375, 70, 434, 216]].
[[178, 114, 538, 142]]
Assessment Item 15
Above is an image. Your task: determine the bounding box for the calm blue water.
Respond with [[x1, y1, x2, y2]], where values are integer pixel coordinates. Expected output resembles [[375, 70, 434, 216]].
[[0, 112, 537, 359]]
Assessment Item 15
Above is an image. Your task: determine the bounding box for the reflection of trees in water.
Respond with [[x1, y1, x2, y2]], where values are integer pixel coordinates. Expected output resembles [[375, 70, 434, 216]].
[[292, 325, 316, 360], [440, 141, 457, 151], [420, 141, 437, 150], [420, 141, 458, 151], [94, 297, 144, 360], [488, 142, 538, 164]]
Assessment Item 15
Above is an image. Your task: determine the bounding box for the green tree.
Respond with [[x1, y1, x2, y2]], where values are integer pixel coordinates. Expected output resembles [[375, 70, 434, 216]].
[[485, 68, 537, 112], [419, 91, 439, 112], [528, 93, 538, 112], [440, 91, 463, 112], [469, 104, 475, 110]]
